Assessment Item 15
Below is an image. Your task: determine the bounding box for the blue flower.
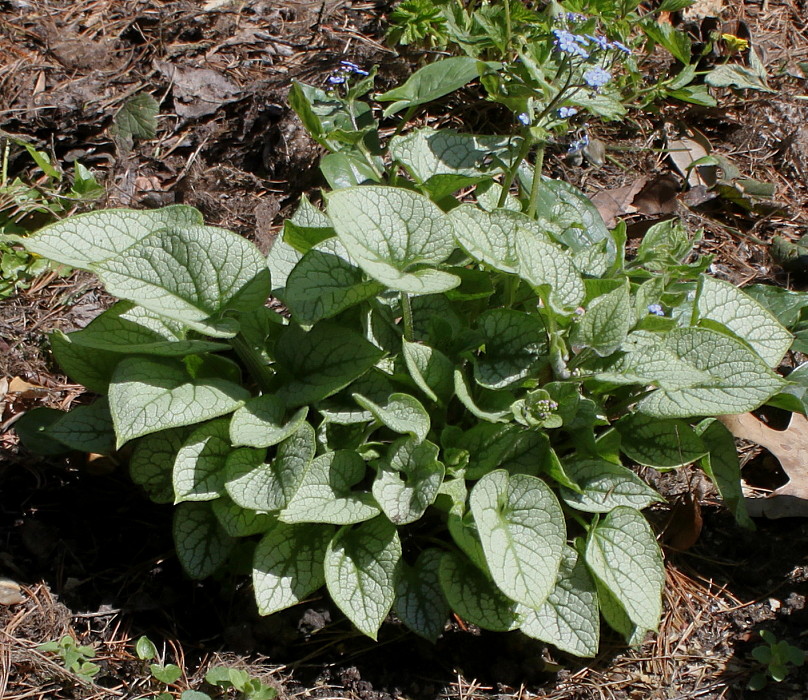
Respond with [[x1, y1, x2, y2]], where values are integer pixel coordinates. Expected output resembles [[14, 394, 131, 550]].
[[647, 303, 664, 316], [557, 106, 578, 119], [586, 33, 610, 51], [553, 29, 590, 59], [583, 66, 611, 89], [517, 112, 531, 125], [567, 133, 590, 154], [611, 40, 632, 55], [565, 11, 586, 22], [340, 60, 369, 76], [327, 74, 346, 85]]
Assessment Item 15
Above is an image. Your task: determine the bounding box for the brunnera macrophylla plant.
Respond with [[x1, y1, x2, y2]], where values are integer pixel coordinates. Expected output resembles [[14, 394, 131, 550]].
[[10, 66, 793, 658]]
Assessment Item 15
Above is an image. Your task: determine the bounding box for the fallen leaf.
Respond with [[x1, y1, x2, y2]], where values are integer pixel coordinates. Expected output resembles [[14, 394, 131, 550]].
[[683, 0, 723, 21], [8, 377, 48, 399], [590, 177, 646, 227], [718, 412, 808, 518], [663, 492, 703, 551], [632, 175, 680, 217], [667, 131, 713, 188], [154, 60, 241, 119], [0, 577, 25, 606]]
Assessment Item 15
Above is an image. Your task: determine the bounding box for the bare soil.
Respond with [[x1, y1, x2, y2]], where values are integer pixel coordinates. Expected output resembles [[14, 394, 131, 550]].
[[2, 1, 808, 698]]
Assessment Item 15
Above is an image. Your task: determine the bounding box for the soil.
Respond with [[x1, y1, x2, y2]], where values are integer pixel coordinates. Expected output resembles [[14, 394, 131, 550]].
[[2, 1, 808, 699]]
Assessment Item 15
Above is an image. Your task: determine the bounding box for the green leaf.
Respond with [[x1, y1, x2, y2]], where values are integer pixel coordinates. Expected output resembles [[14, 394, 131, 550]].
[[372, 437, 444, 524], [225, 422, 315, 511], [45, 399, 115, 454], [111, 92, 159, 146], [559, 458, 662, 513], [453, 369, 510, 423], [470, 470, 565, 609], [394, 549, 450, 642], [595, 578, 648, 646], [150, 664, 182, 685], [326, 186, 459, 294], [20, 206, 203, 269], [402, 339, 454, 404], [474, 308, 547, 389], [516, 231, 584, 314], [376, 56, 486, 117], [173, 419, 232, 503], [324, 517, 402, 639], [267, 237, 302, 294], [230, 395, 309, 449], [530, 177, 614, 263], [252, 522, 332, 615], [390, 128, 517, 197], [135, 636, 158, 661], [354, 392, 430, 443], [438, 551, 519, 632], [282, 250, 382, 326], [130, 427, 193, 504], [109, 357, 248, 447], [281, 450, 380, 525], [49, 330, 123, 394], [696, 276, 792, 366], [91, 225, 270, 335], [63, 301, 229, 356], [571, 282, 631, 356], [320, 152, 381, 189], [274, 322, 384, 407], [464, 423, 546, 479], [695, 419, 754, 529], [173, 502, 235, 579], [519, 546, 600, 658], [211, 496, 276, 537], [705, 63, 774, 92], [637, 328, 785, 418], [616, 413, 708, 469], [585, 506, 664, 631], [449, 205, 544, 273], [180, 691, 211, 700]]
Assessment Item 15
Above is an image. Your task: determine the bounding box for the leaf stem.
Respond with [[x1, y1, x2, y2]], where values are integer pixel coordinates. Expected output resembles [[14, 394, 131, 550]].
[[400, 292, 415, 342], [230, 332, 275, 394]]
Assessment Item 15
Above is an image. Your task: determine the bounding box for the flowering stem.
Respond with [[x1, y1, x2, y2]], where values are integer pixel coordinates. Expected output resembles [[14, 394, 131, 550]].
[[497, 134, 533, 208], [504, 0, 513, 54], [526, 142, 546, 218]]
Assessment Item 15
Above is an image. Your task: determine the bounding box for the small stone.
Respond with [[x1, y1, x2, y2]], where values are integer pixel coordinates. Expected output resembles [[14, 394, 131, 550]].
[[0, 578, 25, 606]]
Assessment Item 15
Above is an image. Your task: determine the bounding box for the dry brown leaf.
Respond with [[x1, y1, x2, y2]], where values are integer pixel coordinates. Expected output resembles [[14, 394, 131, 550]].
[[590, 177, 646, 227], [632, 175, 680, 216], [8, 377, 48, 398], [718, 413, 808, 518], [667, 135, 710, 188]]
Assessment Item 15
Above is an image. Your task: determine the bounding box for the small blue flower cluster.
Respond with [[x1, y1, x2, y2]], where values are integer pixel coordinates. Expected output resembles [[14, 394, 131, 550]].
[[583, 66, 611, 89], [557, 106, 578, 119], [553, 28, 591, 59], [327, 60, 369, 85], [517, 112, 531, 126], [647, 303, 665, 316], [567, 132, 590, 154]]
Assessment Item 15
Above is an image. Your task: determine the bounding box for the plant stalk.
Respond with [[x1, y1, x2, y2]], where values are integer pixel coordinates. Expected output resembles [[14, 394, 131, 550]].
[[231, 332, 276, 394], [400, 292, 415, 341]]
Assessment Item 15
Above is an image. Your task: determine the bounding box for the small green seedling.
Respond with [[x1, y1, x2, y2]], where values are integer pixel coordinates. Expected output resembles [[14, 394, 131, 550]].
[[749, 630, 806, 690], [205, 665, 277, 700], [135, 635, 183, 685], [37, 635, 101, 684]]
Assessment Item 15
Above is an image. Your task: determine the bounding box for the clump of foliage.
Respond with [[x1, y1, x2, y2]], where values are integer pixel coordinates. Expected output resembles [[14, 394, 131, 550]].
[[748, 630, 806, 691], [135, 637, 277, 699], [0, 133, 102, 298], [37, 635, 101, 685], [11, 9, 795, 659]]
